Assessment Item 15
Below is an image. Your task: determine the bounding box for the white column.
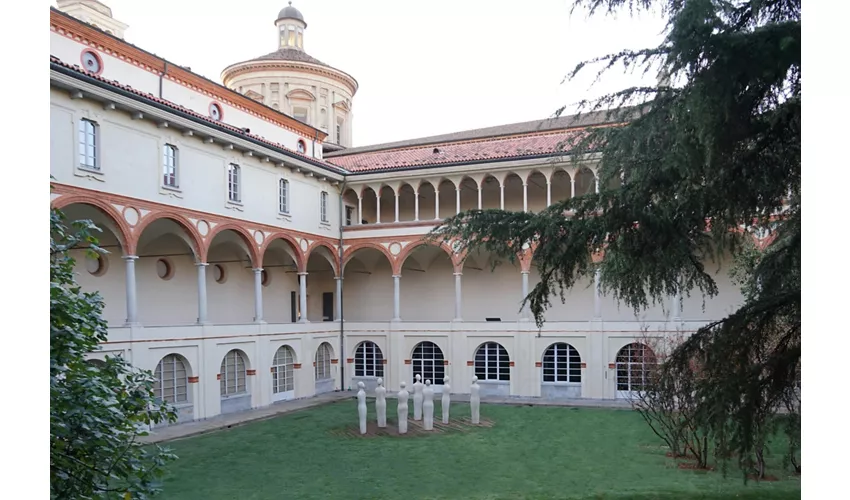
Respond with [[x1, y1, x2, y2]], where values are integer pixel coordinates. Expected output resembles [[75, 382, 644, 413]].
[[253, 268, 264, 323], [500, 184, 505, 210], [570, 178, 576, 198], [196, 262, 208, 324], [456, 187, 461, 214], [593, 269, 602, 320], [546, 179, 552, 207], [672, 287, 681, 322], [357, 195, 363, 224], [477, 186, 483, 210], [435, 189, 440, 219], [522, 182, 528, 212], [298, 272, 309, 323], [594, 175, 600, 194], [414, 190, 420, 221], [334, 277, 343, 322], [123, 255, 139, 325], [453, 272, 463, 322], [392, 275, 401, 321], [394, 193, 400, 222], [376, 192, 381, 224], [520, 270, 530, 321]]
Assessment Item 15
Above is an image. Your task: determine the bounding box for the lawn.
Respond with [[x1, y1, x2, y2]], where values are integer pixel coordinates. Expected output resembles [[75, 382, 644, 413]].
[[157, 400, 800, 500]]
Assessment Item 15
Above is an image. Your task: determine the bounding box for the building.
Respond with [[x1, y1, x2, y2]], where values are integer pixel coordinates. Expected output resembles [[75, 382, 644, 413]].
[[49, 2, 753, 424]]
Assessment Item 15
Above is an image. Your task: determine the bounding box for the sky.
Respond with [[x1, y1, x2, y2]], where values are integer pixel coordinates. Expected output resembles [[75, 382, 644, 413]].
[[49, 0, 667, 147]]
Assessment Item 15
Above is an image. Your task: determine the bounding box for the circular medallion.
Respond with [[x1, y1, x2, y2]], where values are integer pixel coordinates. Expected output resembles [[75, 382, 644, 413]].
[[80, 50, 103, 75], [123, 207, 139, 226], [300, 239, 309, 251], [197, 220, 210, 236], [389, 242, 401, 256], [254, 230, 265, 245], [209, 102, 223, 121]]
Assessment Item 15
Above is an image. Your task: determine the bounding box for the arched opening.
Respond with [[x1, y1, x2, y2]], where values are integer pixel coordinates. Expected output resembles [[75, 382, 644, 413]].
[[437, 179, 456, 218], [260, 237, 300, 323], [541, 343, 582, 399], [360, 187, 377, 224], [342, 247, 394, 321], [220, 349, 251, 414], [458, 176, 479, 211], [503, 173, 524, 211], [550, 169, 572, 205], [480, 175, 501, 209], [397, 184, 417, 221], [271, 345, 296, 402], [574, 167, 597, 197], [342, 188, 359, 226], [58, 203, 128, 326], [460, 248, 523, 322], [399, 244, 454, 322], [474, 341, 510, 397], [378, 185, 395, 223], [304, 246, 337, 322], [615, 343, 657, 399], [411, 341, 445, 387], [417, 181, 436, 220], [206, 228, 258, 325], [526, 171, 548, 212], [135, 217, 201, 326], [351, 341, 384, 391], [314, 342, 335, 395], [154, 353, 194, 424]]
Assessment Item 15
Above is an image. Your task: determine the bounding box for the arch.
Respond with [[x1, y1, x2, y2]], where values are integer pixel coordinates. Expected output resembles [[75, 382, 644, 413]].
[[416, 180, 437, 220], [271, 345, 297, 398], [458, 175, 479, 211], [206, 223, 261, 268], [315, 342, 334, 381], [260, 232, 304, 271], [395, 239, 458, 275], [305, 241, 340, 276], [526, 170, 549, 212], [436, 178, 457, 217], [86, 358, 106, 368], [615, 342, 658, 396], [411, 341, 445, 385], [397, 183, 417, 222], [133, 211, 204, 260], [341, 242, 394, 274], [286, 88, 316, 101], [353, 341, 384, 378], [51, 197, 132, 253], [154, 353, 192, 404], [474, 341, 511, 381], [479, 174, 501, 209], [219, 349, 250, 397], [541, 343, 582, 383]]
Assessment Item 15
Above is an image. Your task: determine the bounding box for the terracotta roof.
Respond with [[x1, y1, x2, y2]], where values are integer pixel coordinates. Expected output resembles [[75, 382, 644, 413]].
[[49, 56, 345, 174], [325, 128, 592, 173], [246, 48, 332, 68]]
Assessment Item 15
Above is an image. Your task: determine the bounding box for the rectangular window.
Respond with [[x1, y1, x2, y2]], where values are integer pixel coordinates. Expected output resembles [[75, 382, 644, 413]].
[[336, 123, 341, 143], [279, 178, 289, 213], [320, 191, 329, 222], [228, 164, 241, 203], [78, 118, 98, 170], [345, 206, 354, 226], [322, 292, 333, 321], [162, 144, 178, 188]]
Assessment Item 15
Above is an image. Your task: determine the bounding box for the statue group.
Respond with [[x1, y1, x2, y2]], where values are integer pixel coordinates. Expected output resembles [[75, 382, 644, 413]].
[[356, 375, 482, 435]]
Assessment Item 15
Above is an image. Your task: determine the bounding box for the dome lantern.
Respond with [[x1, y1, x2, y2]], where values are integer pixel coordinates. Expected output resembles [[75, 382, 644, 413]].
[[275, 2, 306, 50]]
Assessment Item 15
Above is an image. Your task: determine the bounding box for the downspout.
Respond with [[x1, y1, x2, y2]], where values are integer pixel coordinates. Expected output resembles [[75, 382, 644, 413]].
[[338, 179, 346, 391], [159, 61, 168, 98], [312, 130, 318, 158]]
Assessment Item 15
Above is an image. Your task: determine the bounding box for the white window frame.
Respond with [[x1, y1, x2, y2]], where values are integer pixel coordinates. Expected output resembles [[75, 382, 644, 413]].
[[154, 354, 189, 405], [162, 144, 179, 189], [474, 342, 511, 381], [315, 342, 333, 381], [542, 343, 582, 383], [227, 163, 241, 203], [279, 178, 290, 214], [78, 118, 99, 171], [412, 341, 445, 385], [271, 346, 295, 395], [615, 343, 657, 396], [320, 191, 329, 223], [354, 341, 384, 378], [220, 350, 247, 397]]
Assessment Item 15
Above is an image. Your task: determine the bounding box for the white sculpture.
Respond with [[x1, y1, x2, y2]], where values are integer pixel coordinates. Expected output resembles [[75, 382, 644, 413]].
[[442, 375, 451, 424], [470, 375, 481, 425], [397, 381, 409, 435], [412, 374, 424, 421], [357, 381, 367, 435], [422, 379, 435, 431], [375, 378, 387, 428]]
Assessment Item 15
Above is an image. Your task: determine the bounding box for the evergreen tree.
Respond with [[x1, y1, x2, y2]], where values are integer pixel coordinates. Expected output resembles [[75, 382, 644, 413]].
[[430, 0, 800, 476]]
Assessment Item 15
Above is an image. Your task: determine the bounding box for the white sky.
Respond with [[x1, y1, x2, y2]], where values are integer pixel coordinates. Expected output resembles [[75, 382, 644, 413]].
[[49, 0, 666, 147]]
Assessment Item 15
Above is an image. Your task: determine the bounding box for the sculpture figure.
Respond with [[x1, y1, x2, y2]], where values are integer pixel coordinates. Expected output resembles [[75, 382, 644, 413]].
[[357, 381, 367, 434], [375, 378, 387, 428], [412, 374, 424, 421], [397, 381, 409, 434], [442, 375, 452, 424], [470, 375, 481, 424], [422, 379, 435, 430]]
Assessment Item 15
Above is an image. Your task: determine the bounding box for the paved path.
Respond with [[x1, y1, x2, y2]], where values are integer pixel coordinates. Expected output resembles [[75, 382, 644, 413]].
[[141, 392, 634, 444]]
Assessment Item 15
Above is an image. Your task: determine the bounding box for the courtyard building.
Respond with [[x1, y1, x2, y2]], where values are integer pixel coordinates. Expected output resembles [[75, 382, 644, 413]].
[[50, 1, 755, 424]]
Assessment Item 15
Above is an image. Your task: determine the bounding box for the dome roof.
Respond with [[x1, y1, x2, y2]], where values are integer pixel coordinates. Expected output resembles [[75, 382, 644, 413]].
[[277, 2, 305, 23], [248, 48, 330, 68]]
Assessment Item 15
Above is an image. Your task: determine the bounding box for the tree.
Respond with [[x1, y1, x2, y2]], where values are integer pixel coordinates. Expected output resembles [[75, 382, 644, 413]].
[[429, 0, 800, 478], [50, 207, 177, 499]]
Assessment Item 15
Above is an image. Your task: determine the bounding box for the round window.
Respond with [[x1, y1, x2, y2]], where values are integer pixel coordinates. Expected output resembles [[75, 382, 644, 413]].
[[156, 258, 174, 280], [209, 103, 223, 121], [213, 264, 227, 284], [80, 50, 103, 74], [85, 254, 108, 276]]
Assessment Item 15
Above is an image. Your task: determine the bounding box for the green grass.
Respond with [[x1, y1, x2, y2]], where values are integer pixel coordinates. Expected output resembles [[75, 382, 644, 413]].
[[157, 401, 800, 500]]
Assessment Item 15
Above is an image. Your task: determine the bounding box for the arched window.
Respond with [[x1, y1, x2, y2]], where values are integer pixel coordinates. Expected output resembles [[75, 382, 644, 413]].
[[220, 350, 247, 396], [474, 342, 511, 381], [87, 358, 106, 369], [542, 343, 582, 383], [297, 139, 307, 153], [272, 346, 295, 394], [315, 342, 333, 381], [615, 343, 657, 393], [155, 354, 189, 404], [354, 341, 384, 377], [412, 341, 444, 385], [279, 178, 289, 214]]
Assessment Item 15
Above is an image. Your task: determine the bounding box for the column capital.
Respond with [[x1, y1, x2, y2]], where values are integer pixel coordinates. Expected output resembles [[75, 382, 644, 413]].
[[453, 272, 463, 277], [334, 276, 344, 281], [520, 270, 530, 275], [392, 274, 402, 279], [252, 267, 264, 273], [297, 271, 308, 276], [195, 262, 209, 267], [122, 255, 139, 261]]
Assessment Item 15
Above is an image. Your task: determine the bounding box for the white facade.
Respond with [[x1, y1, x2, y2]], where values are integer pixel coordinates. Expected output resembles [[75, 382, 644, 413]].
[[49, 3, 754, 425]]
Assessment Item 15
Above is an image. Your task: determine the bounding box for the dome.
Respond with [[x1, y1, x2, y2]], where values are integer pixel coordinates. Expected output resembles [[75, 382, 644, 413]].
[[277, 2, 305, 23]]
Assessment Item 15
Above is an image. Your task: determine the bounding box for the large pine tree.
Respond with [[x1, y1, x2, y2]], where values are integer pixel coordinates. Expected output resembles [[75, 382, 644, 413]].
[[430, 0, 800, 473]]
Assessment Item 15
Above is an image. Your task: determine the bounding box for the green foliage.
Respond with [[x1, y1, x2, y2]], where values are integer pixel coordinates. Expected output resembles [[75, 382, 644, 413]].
[[429, 0, 800, 479], [50, 207, 177, 499]]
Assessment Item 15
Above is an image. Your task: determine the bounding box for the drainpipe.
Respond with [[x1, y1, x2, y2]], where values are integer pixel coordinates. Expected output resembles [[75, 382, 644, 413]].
[[338, 179, 346, 391], [312, 130, 318, 158]]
